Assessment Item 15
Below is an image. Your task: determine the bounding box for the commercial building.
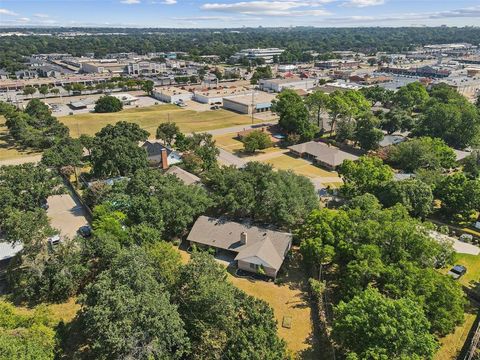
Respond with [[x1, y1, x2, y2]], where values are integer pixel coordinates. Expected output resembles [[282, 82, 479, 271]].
[[315, 60, 361, 70], [81, 60, 126, 74], [187, 216, 292, 279], [231, 48, 285, 64], [380, 65, 451, 79], [127, 61, 166, 75], [193, 87, 250, 104], [223, 92, 275, 115], [111, 93, 139, 106], [259, 77, 318, 93], [152, 87, 193, 104]]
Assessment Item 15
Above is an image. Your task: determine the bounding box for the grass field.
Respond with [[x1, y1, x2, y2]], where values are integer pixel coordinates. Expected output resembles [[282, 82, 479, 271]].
[[59, 105, 262, 137], [214, 132, 284, 158], [434, 302, 477, 360], [262, 153, 342, 180], [0, 116, 41, 161]]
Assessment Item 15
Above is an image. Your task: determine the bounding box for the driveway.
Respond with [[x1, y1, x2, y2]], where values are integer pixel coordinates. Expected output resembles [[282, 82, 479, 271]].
[[429, 230, 480, 255], [217, 148, 246, 168], [46, 193, 89, 239]]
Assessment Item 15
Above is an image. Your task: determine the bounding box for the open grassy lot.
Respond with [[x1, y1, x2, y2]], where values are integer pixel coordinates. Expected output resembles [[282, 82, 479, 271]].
[[0, 116, 41, 161], [434, 301, 478, 360], [262, 153, 342, 180], [59, 105, 262, 137], [176, 247, 317, 358], [214, 132, 285, 158]]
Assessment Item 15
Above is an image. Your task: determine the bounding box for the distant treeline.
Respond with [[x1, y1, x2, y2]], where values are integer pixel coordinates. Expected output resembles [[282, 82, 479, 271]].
[[2, 27, 480, 72]]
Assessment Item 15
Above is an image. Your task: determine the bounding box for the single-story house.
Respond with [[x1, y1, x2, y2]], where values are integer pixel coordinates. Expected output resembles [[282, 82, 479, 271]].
[[165, 166, 200, 186], [142, 141, 182, 169], [288, 141, 359, 170], [187, 216, 292, 279]]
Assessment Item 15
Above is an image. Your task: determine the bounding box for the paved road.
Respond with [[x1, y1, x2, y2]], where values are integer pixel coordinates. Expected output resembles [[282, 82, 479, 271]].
[[429, 230, 480, 255], [47, 193, 89, 239]]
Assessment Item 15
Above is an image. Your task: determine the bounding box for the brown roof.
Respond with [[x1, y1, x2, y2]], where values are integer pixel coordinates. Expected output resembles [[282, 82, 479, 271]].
[[289, 141, 358, 167], [187, 216, 292, 270]]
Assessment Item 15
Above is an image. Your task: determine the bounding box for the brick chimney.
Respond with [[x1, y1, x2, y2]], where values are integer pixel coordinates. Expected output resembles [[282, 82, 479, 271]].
[[160, 148, 168, 170], [240, 231, 247, 245]]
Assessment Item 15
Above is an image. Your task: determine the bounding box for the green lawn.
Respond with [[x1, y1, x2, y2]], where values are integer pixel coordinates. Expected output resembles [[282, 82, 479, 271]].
[[59, 105, 262, 137]]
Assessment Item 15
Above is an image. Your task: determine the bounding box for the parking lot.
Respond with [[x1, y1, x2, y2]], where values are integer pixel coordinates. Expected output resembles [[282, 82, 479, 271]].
[[46, 193, 89, 239]]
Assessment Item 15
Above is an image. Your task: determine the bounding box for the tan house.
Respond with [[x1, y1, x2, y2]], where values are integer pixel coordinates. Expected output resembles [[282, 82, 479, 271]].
[[187, 216, 292, 279], [289, 141, 358, 170]]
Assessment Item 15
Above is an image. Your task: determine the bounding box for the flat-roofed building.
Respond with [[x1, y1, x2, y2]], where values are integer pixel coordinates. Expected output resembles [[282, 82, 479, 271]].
[[81, 61, 126, 74], [231, 48, 285, 64], [223, 92, 275, 114], [127, 61, 166, 75], [111, 93, 139, 106], [193, 87, 250, 104], [259, 77, 318, 93], [152, 87, 193, 104]]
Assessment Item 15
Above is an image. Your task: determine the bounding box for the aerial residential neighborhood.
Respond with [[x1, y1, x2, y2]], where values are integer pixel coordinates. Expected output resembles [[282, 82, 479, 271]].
[[1, 1, 480, 360]]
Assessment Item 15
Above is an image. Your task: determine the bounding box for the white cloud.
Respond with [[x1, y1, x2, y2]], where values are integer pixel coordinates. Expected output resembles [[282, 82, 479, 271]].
[[163, 0, 177, 4], [325, 5, 480, 23], [343, 0, 385, 7], [34, 13, 50, 18], [120, 0, 141, 4], [201, 1, 331, 16], [0, 8, 18, 16], [17, 17, 31, 23]]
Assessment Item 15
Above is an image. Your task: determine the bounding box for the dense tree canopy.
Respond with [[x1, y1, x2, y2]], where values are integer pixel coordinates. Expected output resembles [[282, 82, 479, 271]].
[[94, 95, 123, 113], [203, 162, 318, 228]]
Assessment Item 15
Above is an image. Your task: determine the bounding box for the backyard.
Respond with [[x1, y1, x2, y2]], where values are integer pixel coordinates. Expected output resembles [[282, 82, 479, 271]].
[[176, 247, 319, 359], [59, 105, 263, 137]]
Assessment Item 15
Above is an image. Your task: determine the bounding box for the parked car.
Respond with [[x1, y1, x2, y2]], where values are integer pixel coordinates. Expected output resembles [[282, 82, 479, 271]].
[[78, 225, 92, 238], [448, 265, 467, 280], [47, 235, 61, 249], [210, 105, 220, 110]]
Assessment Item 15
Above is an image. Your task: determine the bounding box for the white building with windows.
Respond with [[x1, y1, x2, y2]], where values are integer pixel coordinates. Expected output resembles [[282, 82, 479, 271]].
[[231, 48, 285, 64]]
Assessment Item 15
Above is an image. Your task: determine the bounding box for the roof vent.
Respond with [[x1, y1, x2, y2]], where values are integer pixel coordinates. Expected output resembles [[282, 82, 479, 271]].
[[240, 231, 247, 245]]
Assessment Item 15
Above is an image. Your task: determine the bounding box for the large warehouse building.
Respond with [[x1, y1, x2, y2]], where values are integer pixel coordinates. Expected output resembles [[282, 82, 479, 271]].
[[223, 92, 276, 115]]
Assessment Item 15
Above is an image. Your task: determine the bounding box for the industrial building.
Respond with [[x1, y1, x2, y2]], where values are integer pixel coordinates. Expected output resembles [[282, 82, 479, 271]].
[[259, 77, 318, 93], [127, 62, 167, 75], [223, 92, 275, 115], [152, 87, 193, 104], [81, 60, 126, 74], [193, 87, 250, 104]]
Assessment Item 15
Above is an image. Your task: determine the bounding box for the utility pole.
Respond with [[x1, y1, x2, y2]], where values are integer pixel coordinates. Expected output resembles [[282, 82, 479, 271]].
[[251, 91, 255, 125]]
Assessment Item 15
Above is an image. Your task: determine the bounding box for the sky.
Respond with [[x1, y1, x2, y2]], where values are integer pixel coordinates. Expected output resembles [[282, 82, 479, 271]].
[[0, 0, 479, 28]]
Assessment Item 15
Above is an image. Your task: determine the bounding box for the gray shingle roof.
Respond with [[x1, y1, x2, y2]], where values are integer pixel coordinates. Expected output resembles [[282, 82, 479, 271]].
[[289, 141, 358, 167], [187, 216, 292, 270]]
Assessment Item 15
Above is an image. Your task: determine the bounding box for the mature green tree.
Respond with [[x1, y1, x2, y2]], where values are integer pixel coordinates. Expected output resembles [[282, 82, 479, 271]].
[[242, 130, 273, 153], [393, 82, 429, 111], [38, 85, 49, 98], [0, 163, 60, 213], [354, 113, 384, 151], [332, 287, 438, 359], [338, 156, 394, 198], [79, 247, 190, 360], [22, 86, 37, 98], [186, 132, 220, 172], [156, 122, 181, 147], [250, 66, 273, 84], [90, 122, 149, 178], [94, 95, 123, 113], [305, 90, 329, 129], [122, 168, 212, 239], [176, 251, 235, 359], [25, 98, 51, 119], [7, 237, 89, 303], [327, 90, 370, 135], [91, 137, 148, 178], [79, 134, 94, 156], [381, 108, 415, 134], [142, 80, 154, 95], [41, 137, 83, 170], [378, 179, 433, 218], [435, 172, 480, 220], [144, 241, 182, 290], [203, 162, 318, 228], [463, 150, 480, 179], [272, 89, 318, 141], [387, 137, 456, 172], [414, 97, 480, 148], [360, 86, 394, 106], [0, 302, 56, 360]]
